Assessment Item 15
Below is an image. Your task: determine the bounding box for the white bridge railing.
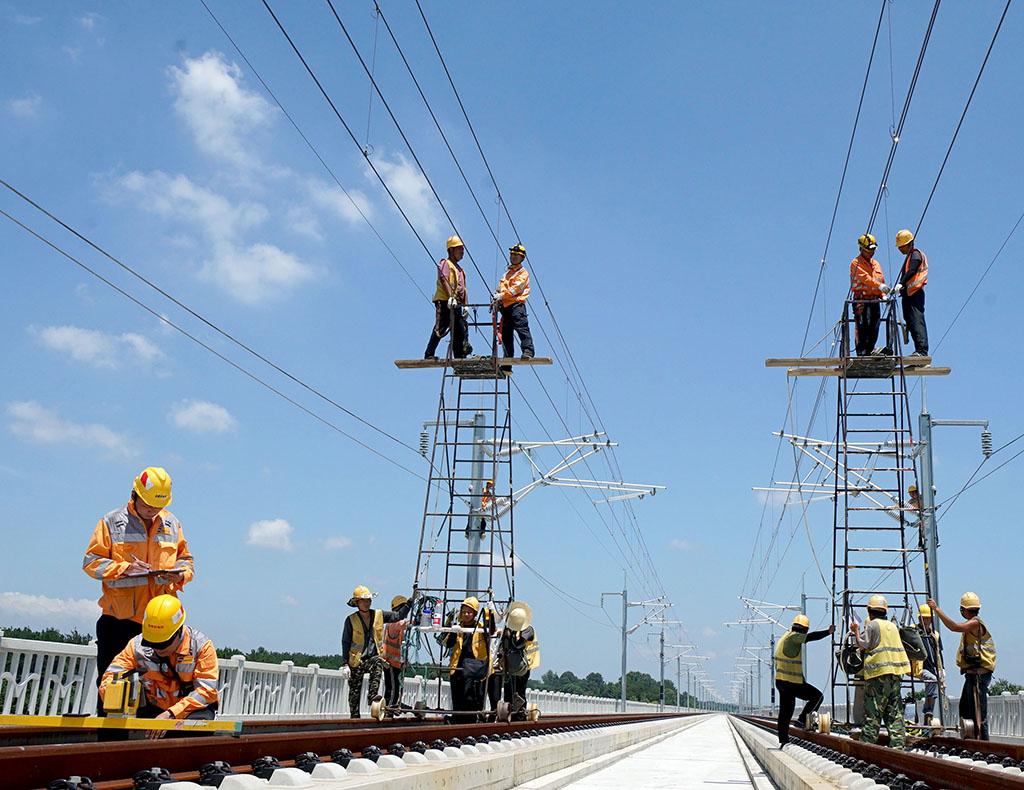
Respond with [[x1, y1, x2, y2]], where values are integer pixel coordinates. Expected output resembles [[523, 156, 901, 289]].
[[0, 634, 680, 719]]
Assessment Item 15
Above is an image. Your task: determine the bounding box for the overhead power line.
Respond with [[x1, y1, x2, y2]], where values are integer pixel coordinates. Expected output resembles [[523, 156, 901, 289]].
[[0, 206, 425, 480]]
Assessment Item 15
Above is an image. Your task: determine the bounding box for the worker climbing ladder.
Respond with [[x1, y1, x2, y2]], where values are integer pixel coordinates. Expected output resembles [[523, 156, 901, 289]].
[[395, 303, 551, 711], [766, 295, 951, 727]]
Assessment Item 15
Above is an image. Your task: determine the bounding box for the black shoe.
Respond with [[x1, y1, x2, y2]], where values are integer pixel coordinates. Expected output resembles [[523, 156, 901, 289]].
[[521, 352, 535, 360], [910, 350, 927, 357], [424, 354, 439, 361]]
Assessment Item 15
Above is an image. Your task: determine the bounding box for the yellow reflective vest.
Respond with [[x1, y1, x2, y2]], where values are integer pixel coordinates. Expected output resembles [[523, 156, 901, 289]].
[[774, 632, 805, 684], [347, 610, 384, 669], [449, 630, 490, 677], [957, 617, 996, 674], [862, 619, 911, 680]]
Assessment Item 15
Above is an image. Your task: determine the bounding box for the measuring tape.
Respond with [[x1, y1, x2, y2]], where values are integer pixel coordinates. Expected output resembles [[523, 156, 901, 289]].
[[0, 714, 242, 735]]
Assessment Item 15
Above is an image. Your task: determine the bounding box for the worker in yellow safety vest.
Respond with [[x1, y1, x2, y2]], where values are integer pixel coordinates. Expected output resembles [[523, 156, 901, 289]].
[[851, 595, 911, 748], [341, 585, 404, 718], [912, 603, 943, 726], [773, 613, 834, 746], [928, 592, 996, 739], [425, 235, 472, 360], [443, 596, 496, 723], [894, 229, 929, 356], [380, 595, 412, 715]]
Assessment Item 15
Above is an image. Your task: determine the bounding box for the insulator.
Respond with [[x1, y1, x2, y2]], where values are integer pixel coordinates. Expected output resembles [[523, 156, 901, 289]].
[[419, 429, 429, 457], [981, 429, 993, 458]]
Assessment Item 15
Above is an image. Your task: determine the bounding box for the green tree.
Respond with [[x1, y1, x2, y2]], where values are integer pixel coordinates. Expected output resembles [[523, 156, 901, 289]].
[[1, 626, 92, 645], [989, 678, 1024, 696]]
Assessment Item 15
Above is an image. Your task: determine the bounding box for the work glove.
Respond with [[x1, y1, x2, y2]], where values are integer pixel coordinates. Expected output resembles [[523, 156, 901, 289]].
[[880, 283, 891, 295], [447, 296, 457, 309], [892, 283, 903, 296], [341, 665, 351, 680]]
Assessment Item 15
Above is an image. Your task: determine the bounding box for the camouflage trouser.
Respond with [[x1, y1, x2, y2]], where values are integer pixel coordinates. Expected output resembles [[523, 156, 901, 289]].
[[348, 657, 384, 716], [863, 674, 905, 748]]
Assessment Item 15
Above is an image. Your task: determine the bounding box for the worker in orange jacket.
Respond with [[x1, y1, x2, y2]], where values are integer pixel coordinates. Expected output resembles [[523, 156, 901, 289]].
[[381, 595, 412, 714], [850, 234, 887, 357], [83, 467, 194, 710], [99, 595, 218, 739], [894, 229, 929, 356], [493, 243, 534, 359]]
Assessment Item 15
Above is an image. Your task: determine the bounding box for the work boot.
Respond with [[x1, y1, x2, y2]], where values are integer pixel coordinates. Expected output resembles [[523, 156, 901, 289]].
[[424, 353, 438, 361], [910, 350, 927, 357], [521, 351, 534, 360]]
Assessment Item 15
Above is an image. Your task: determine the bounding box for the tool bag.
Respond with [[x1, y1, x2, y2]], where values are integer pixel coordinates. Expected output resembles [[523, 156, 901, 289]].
[[900, 624, 927, 661]]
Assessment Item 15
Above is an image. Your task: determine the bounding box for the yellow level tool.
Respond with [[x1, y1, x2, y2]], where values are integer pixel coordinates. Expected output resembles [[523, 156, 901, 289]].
[[0, 713, 242, 736]]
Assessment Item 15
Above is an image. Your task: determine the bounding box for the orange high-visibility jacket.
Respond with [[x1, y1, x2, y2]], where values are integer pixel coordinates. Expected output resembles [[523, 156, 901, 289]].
[[83, 501, 194, 623], [433, 259, 468, 304], [382, 620, 407, 668], [497, 265, 530, 308], [850, 256, 886, 300], [100, 625, 219, 718], [900, 249, 929, 296]]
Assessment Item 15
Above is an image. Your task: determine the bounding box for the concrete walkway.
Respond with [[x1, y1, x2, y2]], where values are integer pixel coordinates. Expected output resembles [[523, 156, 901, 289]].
[[563, 714, 761, 788]]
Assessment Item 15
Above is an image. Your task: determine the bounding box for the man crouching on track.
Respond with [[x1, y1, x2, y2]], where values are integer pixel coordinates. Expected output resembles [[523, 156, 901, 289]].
[[341, 585, 404, 718], [851, 595, 911, 749], [445, 596, 496, 723], [774, 613, 833, 747], [99, 595, 218, 739]]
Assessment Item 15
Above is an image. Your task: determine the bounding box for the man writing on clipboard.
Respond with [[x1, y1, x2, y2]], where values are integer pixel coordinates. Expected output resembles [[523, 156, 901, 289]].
[[83, 467, 195, 712]]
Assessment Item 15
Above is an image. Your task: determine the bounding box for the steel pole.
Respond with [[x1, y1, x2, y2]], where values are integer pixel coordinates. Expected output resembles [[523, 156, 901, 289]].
[[919, 410, 940, 604], [621, 578, 628, 713], [659, 626, 665, 712], [465, 411, 486, 596]]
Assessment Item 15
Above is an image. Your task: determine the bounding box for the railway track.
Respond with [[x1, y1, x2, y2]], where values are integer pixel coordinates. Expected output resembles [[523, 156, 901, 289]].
[[0, 711, 687, 789], [738, 715, 1024, 789]]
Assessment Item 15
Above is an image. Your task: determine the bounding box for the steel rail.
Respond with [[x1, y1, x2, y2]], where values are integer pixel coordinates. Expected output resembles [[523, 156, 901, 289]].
[[738, 715, 1024, 789], [0, 712, 687, 789]]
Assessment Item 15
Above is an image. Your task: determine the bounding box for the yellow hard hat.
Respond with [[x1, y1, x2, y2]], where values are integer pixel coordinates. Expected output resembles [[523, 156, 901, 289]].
[[509, 243, 527, 257], [133, 467, 172, 509], [391, 595, 408, 610], [867, 594, 888, 611], [895, 229, 915, 247], [461, 596, 480, 613], [348, 585, 372, 606], [960, 591, 981, 609], [141, 594, 186, 644], [857, 233, 878, 251], [919, 603, 932, 617], [446, 235, 464, 250], [908, 484, 918, 493], [792, 614, 810, 629]]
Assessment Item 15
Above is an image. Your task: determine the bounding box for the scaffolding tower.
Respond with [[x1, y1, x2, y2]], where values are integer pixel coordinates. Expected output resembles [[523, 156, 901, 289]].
[[765, 297, 951, 725]]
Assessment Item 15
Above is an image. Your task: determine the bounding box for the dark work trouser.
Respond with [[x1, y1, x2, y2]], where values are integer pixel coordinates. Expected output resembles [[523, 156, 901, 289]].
[[853, 301, 881, 356], [348, 657, 384, 716], [383, 665, 403, 708], [902, 289, 928, 354], [425, 301, 470, 358], [960, 672, 992, 740], [95, 614, 143, 731], [451, 674, 486, 723], [486, 671, 530, 716], [500, 302, 534, 357], [775, 680, 824, 745]]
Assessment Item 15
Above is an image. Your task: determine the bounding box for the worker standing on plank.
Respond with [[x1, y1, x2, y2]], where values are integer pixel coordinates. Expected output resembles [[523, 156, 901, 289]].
[[83, 467, 194, 712], [773, 613, 834, 746], [913, 603, 944, 726], [894, 229, 929, 356], [425, 235, 472, 360], [341, 585, 403, 718], [490, 601, 540, 720], [927, 593, 996, 739], [381, 594, 412, 715], [850, 234, 888, 356], [444, 596, 496, 723], [851, 595, 911, 749], [493, 243, 535, 359], [99, 595, 218, 739]]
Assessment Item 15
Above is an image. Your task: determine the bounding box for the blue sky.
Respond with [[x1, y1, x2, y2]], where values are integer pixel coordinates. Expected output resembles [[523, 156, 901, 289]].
[[2, 2, 1022, 704]]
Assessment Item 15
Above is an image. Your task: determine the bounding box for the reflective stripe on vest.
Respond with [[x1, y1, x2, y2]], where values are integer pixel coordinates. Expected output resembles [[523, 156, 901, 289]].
[[863, 620, 911, 679], [957, 617, 996, 673], [382, 621, 406, 668], [774, 632, 804, 683], [348, 610, 384, 668], [902, 249, 929, 296]]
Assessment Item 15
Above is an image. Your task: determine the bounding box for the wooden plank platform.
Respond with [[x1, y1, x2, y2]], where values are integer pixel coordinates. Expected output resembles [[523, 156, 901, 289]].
[[395, 357, 552, 370], [788, 365, 951, 379], [766, 356, 931, 368]]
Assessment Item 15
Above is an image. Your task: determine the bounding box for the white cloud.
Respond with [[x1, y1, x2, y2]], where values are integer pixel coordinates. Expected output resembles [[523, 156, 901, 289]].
[[281, 594, 299, 607], [116, 170, 266, 241], [169, 51, 274, 169], [7, 401, 132, 457], [62, 45, 82, 62], [171, 400, 237, 434], [247, 518, 294, 551], [323, 536, 352, 551], [372, 153, 440, 233], [286, 206, 322, 241], [12, 14, 43, 25], [79, 12, 100, 30], [308, 180, 374, 226], [669, 538, 693, 551], [702, 626, 718, 638], [0, 592, 97, 630], [200, 242, 316, 305], [35, 325, 164, 369], [6, 92, 41, 118]]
